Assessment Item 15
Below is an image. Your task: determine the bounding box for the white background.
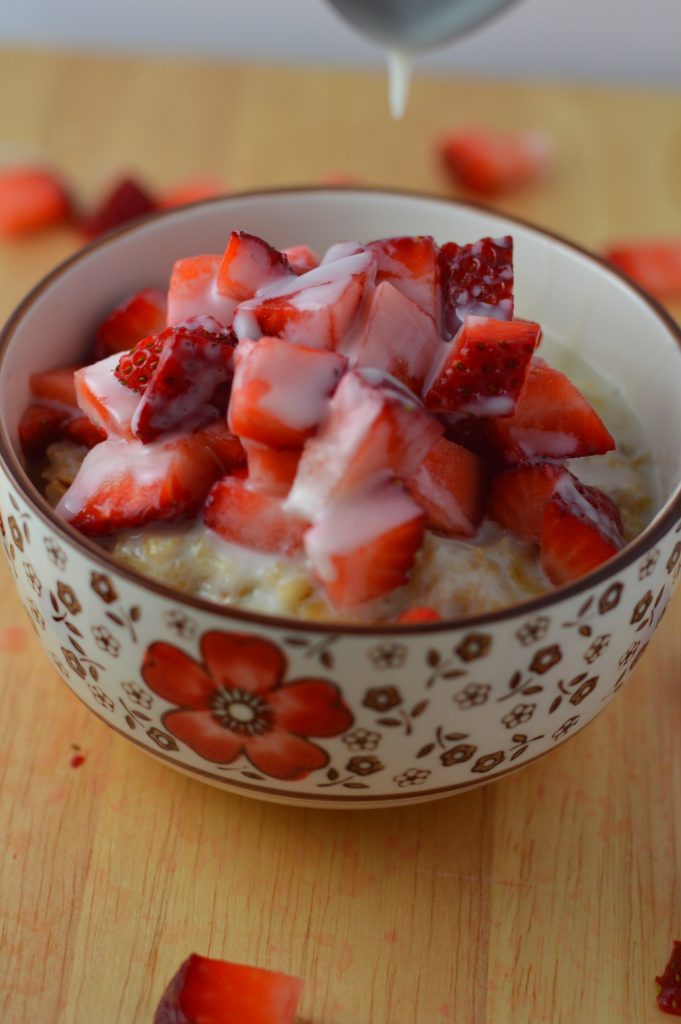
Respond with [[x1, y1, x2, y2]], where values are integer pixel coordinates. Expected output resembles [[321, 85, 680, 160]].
[[1, 0, 679, 86]]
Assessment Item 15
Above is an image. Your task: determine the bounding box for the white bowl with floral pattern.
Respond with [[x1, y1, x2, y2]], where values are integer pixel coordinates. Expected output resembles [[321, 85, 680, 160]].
[[1, 188, 680, 808]]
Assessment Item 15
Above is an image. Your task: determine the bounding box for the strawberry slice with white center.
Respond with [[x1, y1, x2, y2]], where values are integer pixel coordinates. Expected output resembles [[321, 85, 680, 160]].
[[56, 435, 222, 535], [95, 288, 167, 358], [353, 281, 442, 396], [234, 251, 375, 351], [228, 337, 347, 449], [407, 437, 487, 537], [284, 244, 320, 275], [204, 476, 309, 556], [217, 231, 294, 302], [287, 371, 443, 520], [439, 235, 514, 338], [75, 354, 140, 439], [244, 441, 301, 496], [167, 254, 237, 327], [367, 235, 440, 321], [540, 475, 623, 585], [489, 361, 615, 463], [487, 462, 569, 543], [425, 315, 541, 416], [129, 318, 237, 443], [305, 484, 425, 609]]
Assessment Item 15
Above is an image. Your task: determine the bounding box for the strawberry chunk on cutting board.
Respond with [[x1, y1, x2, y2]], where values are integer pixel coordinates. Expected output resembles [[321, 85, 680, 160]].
[[167, 254, 238, 328], [287, 371, 443, 520], [57, 435, 222, 535], [439, 235, 514, 338], [81, 177, 157, 238], [604, 240, 681, 299], [0, 168, 71, 238], [487, 462, 568, 543], [74, 354, 141, 439], [440, 129, 552, 196], [217, 231, 293, 302], [95, 288, 167, 358], [229, 337, 347, 449], [540, 477, 623, 585], [204, 476, 309, 556], [305, 485, 425, 609], [244, 441, 302, 496], [353, 281, 441, 395], [407, 437, 486, 537], [160, 175, 225, 208], [153, 954, 303, 1024], [425, 315, 541, 416], [655, 941, 681, 1017], [489, 361, 615, 462]]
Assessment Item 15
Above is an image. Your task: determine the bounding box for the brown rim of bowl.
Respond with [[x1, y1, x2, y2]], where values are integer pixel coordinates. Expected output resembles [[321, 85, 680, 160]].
[[1, 185, 680, 637]]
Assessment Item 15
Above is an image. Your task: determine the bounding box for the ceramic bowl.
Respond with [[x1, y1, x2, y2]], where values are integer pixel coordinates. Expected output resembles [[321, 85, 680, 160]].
[[1, 189, 680, 808]]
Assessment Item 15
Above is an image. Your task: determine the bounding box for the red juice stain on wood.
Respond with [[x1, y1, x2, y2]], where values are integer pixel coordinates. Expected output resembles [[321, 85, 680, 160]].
[[657, 941, 681, 1015], [70, 753, 86, 769]]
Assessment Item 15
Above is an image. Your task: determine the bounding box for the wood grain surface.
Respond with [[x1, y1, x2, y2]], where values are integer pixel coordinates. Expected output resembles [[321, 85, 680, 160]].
[[0, 49, 680, 1024]]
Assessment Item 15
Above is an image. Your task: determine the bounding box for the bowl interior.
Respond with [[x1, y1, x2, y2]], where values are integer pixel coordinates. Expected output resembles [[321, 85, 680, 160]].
[[2, 188, 680, 518]]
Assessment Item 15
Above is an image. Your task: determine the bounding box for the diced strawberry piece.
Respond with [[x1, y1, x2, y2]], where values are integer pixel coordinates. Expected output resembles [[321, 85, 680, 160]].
[[287, 371, 443, 520], [397, 606, 442, 623], [194, 421, 246, 472], [540, 476, 623, 585], [443, 414, 497, 460], [81, 177, 157, 238], [320, 171, 363, 186], [115, 335, 164, 393], [131, 318, 237, 443], [229, 337, 347, 449], [30, 368, 79, 409], [367, 235, 439, 319], [57, 435, 222, 535], [160, 176, 226, 208], [425, 316, 541, 416], [440, 129, 552, 196], [244, 441, 302, 496], [655, 941, 681, 1016], [487, 462, 568, 543], [167, 254, 237, 328], [217, 231, 294, 302], [283, 244, 319, 275], [234, 251, 375, 351], [0, 168, 71, 238], [18, 404, 69, 459], [305, 485, 425, 609], [439, 235, 514, 338], [63, 416, 107, 449], [153, 954, 303, 1024], [74, 354, 140, 439], [353, 282, 441, 395], [95, 288, 167, 358], [489, 362, 616, 463], [604, 240, 681, 299], [407, 437, 486, 537], [204, 477, 309, 556]]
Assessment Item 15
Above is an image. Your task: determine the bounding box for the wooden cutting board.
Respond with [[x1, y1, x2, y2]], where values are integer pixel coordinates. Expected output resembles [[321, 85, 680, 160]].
[[1, 48, 680, 1024]]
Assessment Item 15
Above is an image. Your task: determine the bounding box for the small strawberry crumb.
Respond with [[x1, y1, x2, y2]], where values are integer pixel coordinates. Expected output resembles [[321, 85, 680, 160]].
[[70, 753, 86, 769], [656, 941, 681, 1015]]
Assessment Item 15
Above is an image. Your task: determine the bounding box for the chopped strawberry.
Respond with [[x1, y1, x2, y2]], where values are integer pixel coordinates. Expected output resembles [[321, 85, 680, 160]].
[[217, 231, 293, 302], [57, 435, 222, 535], [229, 337, 347, 449], [234, 251, 375, 351], [440, 129, 552, 196], [167, 254, 237, 328], [30, 367, 78, 408], [354, 282, 442, 395], [320, 171, 363, 186], [487, 463, 568, 543], [204, 476, 309, 556], [443, 414, 496, 460], [81, 177, 157, 238], [18, 404, 69, 459], [95, 288, 167, 358], [305, 485, 425, 609], [74, 354, 140, 439], [366, 235, 440, 319], [489, 361, 615, 462], [131, 318, 237, 443], [283, 244, 319, 275], [540, 476, 623, 585], [115, 336, 164, 392], [656, 941, 681, 1016], [604, 240, 681, 299], [425, 316, 541, 416], [407, 437, 486, 537], [439, 235, 514, 338], [287, 371, 443, 520], [194, 422, 246, 472], [0, 167, 71, 238], [160, 175, 226, 208], [63, 416, 107, 449], [153, 954, 303, 1024], [244, 442, 302, 496], [397, 606, 441, 623]]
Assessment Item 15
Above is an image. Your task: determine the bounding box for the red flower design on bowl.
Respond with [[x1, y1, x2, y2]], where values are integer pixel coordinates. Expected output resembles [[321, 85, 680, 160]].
[[141, 630, 353, 781]]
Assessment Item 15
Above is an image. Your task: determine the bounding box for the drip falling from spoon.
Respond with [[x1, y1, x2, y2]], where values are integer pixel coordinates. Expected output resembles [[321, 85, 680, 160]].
[[385, 48, 413, 119]]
